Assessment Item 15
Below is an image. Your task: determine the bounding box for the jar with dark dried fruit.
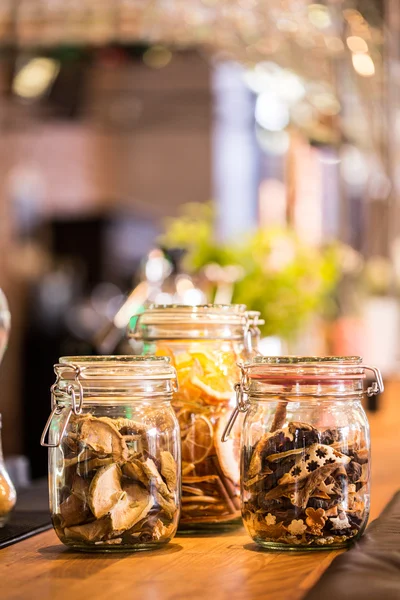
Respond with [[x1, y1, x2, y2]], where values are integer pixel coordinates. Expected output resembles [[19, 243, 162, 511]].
[[223, 356, 382, 550], [41, 356, 180, 551]]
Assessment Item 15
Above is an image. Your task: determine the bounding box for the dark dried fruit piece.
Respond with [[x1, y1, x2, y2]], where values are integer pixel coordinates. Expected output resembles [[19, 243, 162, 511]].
[[243, 421, 367, 548], [346, 461, 362, 483]]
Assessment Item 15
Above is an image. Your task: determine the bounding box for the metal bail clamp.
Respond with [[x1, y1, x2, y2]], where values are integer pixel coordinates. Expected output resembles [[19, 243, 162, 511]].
[[364, 365, 384, 397], [221, 364, 250, 443], [40, 363, 85, 448]]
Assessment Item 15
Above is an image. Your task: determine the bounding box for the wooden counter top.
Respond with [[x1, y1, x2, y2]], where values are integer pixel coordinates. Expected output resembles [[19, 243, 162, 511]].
[[2, 379, 400, 600]]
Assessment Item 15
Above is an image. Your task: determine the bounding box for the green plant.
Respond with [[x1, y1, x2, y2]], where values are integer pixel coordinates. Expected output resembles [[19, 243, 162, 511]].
[[160, 202, 339, 340]]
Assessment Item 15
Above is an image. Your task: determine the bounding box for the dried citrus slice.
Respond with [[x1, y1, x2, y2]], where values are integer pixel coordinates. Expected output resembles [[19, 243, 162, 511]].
[[190, 351, 217, 372], [215, 412, 241, 484], [181, 414, 214, 464], [190, 374, 233, 404], [155, 345, 176, 366], [174, 352, 195, 370]]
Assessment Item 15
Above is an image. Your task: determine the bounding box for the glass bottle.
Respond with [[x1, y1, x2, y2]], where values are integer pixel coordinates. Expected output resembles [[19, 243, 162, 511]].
[[0, 415, 17, 526], [41, 356, 180, 551], [224, 356, 382, 550], [0, 290, 16, 525], [0, 289, 10, 364], [130, 304, 250, 531]]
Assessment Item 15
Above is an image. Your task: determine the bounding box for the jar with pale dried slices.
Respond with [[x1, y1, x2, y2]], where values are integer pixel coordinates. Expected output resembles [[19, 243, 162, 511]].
[[41, 356, 180, 551], [223, 356, 382, 550], [130, 305, 254, 532]]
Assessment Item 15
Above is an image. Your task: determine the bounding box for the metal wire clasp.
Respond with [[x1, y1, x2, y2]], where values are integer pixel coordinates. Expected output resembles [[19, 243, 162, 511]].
[[221, 364, 250, 442], [364, 365, 384, 396], [40, 363, 84, 448]]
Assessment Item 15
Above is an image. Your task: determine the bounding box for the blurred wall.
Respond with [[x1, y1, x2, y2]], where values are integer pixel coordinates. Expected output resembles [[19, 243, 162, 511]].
[[0, 50, 212, 457]]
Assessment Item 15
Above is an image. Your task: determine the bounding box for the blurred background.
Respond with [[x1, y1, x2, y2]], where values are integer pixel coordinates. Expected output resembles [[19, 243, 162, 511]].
[[0, 0, 399, 481]]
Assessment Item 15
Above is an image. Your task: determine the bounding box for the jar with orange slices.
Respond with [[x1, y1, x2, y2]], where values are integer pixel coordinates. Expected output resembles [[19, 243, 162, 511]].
[[130, 304, 251, 531]]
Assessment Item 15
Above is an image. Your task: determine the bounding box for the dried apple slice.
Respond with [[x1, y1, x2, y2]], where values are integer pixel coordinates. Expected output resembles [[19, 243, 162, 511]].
[[79, 417, 129, 462], [141, 458, 172, 499], [160, 451, 178, 492], [88, 463, 123, 519], [122, 459, 149, 486], [110, 490, 154, 534], [59, 493, 90, 528], [65, 519, 110, 543]]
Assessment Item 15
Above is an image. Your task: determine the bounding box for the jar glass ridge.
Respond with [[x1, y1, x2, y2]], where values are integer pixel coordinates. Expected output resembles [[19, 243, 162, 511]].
[[43, 356, 181, 552], [238, 356, 377, 551]]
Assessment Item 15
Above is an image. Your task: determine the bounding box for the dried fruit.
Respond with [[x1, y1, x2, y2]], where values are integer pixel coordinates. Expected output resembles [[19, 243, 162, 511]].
[[79, 417, 129, 462], [190, 374, 232, 403], [160, 451, 178, 492], [59, 493, 90, 528], [110, 490, 154, 534], [330, 513, 351, 531], [305, 507, 326, 534], [181, 415, 214, 465], [287, 519, 306, 536], [89, 463, 123, 519], [242, 421, 367, 548], [141, 458, 172, 499], [279, 444, 351, 485], [265, 513, 276, 525], [55, 414, 179, 548], [171, 346, 241, 525], [122, 459, 149, 486], [64, 519, 110, 543]]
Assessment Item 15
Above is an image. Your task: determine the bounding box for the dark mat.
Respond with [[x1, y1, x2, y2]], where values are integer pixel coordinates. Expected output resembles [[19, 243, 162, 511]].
[[0, 510, 52, 549], [304, 491, 400, 600]]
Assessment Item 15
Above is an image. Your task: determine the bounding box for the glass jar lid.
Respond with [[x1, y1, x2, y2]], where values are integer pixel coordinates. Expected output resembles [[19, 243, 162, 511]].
[[41, 356, 178, 448], [130, 304, 249, 340], [240, 355, 383, 394], [221, 356, 384, 441], [56, 355, 177, 382]]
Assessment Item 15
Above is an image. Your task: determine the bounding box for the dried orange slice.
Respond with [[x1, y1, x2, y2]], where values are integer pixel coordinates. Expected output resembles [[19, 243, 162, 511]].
[[181, 414, 214, 464], [155, 345, 176, 366], [215, 412, 241, 484], [190, 374, 233, 404], [190, 351, 217, 372], [174, 352, 195, 370]]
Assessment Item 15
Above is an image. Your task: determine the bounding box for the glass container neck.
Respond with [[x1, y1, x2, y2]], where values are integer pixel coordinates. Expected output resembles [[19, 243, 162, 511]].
[[130, 304, 249, 340]]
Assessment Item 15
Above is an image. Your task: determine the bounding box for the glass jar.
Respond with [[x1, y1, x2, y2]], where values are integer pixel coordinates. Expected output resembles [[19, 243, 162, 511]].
[[41, 356, 181, 551], [130, 304, 251, 531], [223, 356, 382, 550], [0, 415, 17, 526]]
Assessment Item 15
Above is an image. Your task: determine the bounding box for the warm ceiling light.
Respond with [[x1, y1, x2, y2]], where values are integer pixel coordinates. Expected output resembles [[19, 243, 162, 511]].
[[325, 36, 344, 53], [143, 46, 172, 69], [352, 53, 375, 77], [308, 4, 332, 29], [13, 57, 60, 99], [346, 36, 368, 53]]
